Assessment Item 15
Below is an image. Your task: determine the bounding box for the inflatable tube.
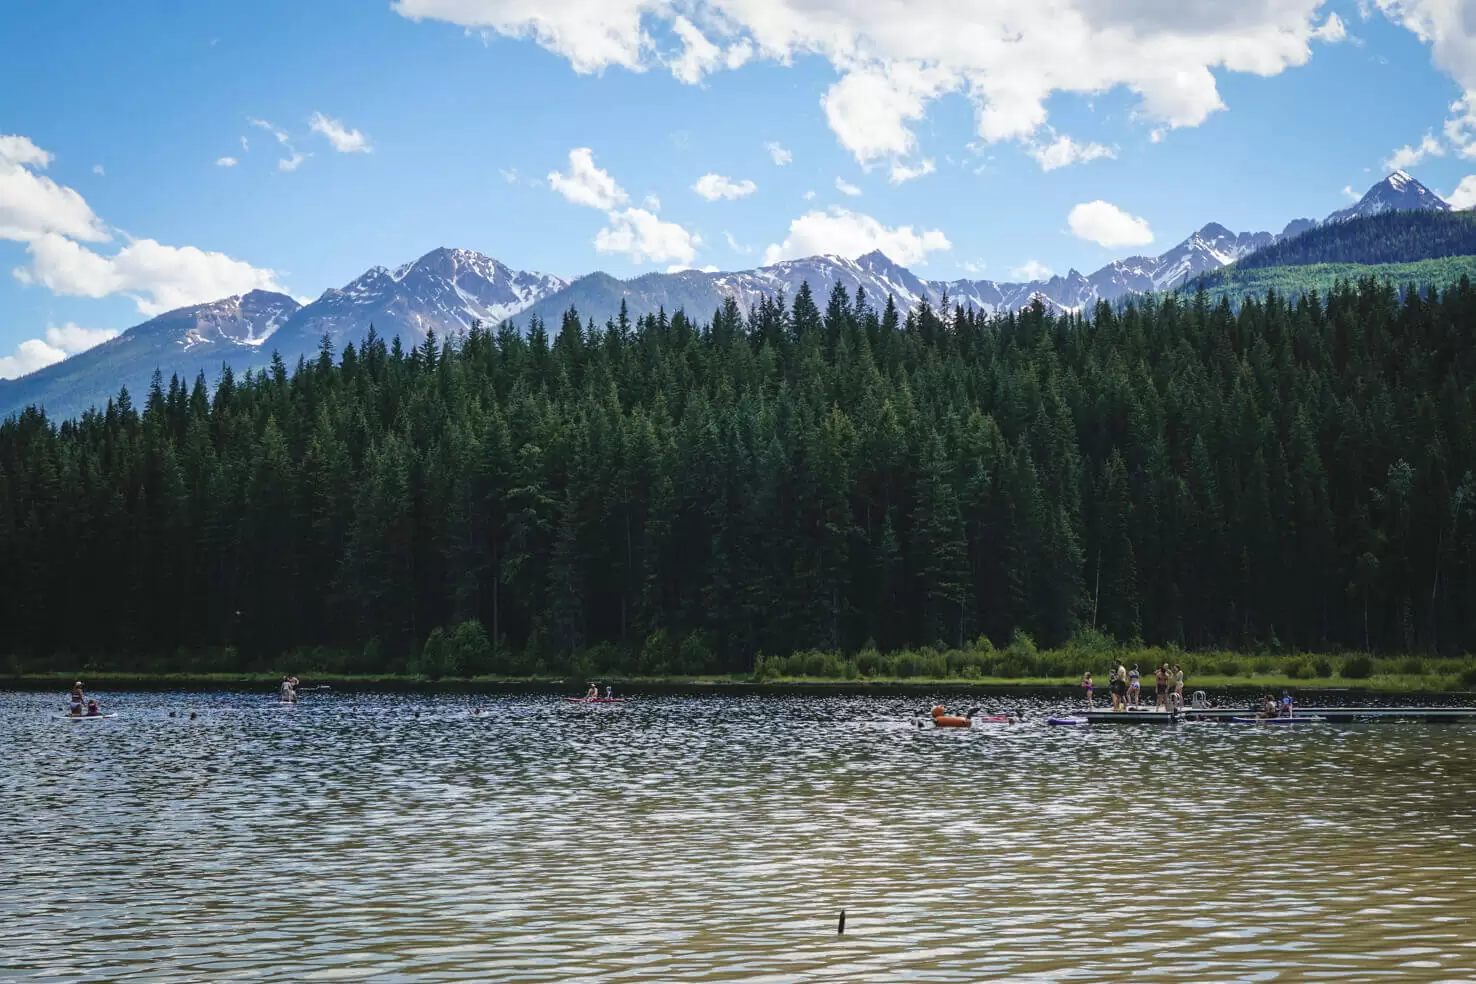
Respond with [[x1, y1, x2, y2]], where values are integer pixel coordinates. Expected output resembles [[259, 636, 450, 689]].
[[56, 713, 117, 721], [1048, 716, 1088, 726], [1230, 715, 1325, 725], [566, 697, 627, 703], [932, 715, 972, 728]]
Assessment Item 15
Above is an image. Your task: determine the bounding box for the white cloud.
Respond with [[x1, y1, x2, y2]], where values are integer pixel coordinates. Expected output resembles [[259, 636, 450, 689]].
[[216, 156, 239, 168], [1444, 92, 1476, 158], [0, 338, 67, 379], [92, 164, 105, 177], [0, 135, 53, 169], [763, 206, 950, 266], [669, 15, 722, 83], [240, 135, 250, 152], [2, 132, 283, 319], [1027, 132, 1116, 171], [667, 263, 721, 272], [595, 207, 699, 264], [1313, 11, 1348, 41], [0, 322, 119, 380], [309, 112, 372, 153], [500, 167, 519, 183], [248, 117, 289, 145], [764, 141, 792, 166], [834, 176, 863, 197], [394, 0, 1349, 166], [1376, 0, 1476, 93], [725, 230, 752, 253], [693, 172, 757, 200], [1067, 200, 1154, 247], [1384, 132, 1444, 171], [1342, 184, 1360, 200], [961, 260, 986, 274], [249, 117, 309, 171], [888, 159, 936, 183], [15, 233, 284, 317], [1010, 259, 1053, 281], [802, 189, 816, 201], [45, 322, 119, 352], [1447, 175, 1476, 208], [549, 147, 628, 210], [0, 137, 111, 243], [821, 62, 953, 163]]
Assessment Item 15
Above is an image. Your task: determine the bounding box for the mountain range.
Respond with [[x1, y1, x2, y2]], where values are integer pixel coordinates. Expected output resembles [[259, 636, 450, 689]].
[[0, 171, 1456, 422]]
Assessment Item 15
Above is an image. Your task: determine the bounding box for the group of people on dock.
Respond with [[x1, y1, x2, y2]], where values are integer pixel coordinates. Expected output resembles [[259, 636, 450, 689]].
[[1082, 661, 1184, 712]]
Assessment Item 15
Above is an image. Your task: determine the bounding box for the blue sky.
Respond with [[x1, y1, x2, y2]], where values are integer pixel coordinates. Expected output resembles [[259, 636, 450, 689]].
[[4, 0, 1476, 375]]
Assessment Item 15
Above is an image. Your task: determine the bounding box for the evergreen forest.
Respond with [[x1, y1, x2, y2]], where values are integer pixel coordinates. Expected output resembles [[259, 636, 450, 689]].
[[2, 275, 1475, 677]]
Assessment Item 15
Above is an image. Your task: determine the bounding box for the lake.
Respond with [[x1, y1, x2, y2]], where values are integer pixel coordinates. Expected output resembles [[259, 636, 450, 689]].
[[3, 689, 1475, 982]]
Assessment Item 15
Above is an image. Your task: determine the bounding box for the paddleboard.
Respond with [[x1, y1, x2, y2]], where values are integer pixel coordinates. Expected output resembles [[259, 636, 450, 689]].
[[1230, 715, 1326, 724], [56, 713, 117, 720], [566, 697, 627, 703], [1047, 716, 1088, 726], [972, 715, 1012, 723]]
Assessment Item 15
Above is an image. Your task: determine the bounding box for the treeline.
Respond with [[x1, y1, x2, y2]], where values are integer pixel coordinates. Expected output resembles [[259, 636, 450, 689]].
[[1225, 210, 1476, 273], [2, 275, 1475, 677]]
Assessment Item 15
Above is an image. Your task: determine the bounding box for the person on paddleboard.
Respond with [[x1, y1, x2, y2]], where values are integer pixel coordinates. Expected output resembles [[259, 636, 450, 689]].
[[585, 684, 599, 702], [85, 699, 101, 717], [604, 685, 613, 700], [1281, 692, 1294, 718]]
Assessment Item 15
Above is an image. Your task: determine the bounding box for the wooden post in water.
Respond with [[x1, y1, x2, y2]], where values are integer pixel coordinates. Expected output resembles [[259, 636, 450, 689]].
[[838, 909, 846, 935]]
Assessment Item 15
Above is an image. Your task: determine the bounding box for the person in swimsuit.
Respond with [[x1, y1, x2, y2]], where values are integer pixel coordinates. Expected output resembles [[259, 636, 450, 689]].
[[1113, 662, 1129, 711], [1154, 665, 1169, 710], [604, 685, 613, 700], [1261, 694, 1277, 718], [1172, 664, 1185, 710], [1082, 672, 1094, 710], [85, 699, 101, 717], [585, 684, 599, 701], [1128, 664, 1141, 708], [1281, 692, 1295, 718]]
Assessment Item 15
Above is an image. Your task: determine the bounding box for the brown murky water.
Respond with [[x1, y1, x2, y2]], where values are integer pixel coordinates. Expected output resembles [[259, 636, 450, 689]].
[[3, 690, 1475, 982]]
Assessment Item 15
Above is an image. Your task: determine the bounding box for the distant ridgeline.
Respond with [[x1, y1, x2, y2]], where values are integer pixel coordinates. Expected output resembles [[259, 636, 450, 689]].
[[2, 274, 1474, 677], [1190, 210, 1476, 300]]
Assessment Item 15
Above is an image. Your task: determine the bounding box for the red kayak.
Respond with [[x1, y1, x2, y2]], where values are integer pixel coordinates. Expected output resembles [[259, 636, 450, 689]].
[[566, 697, 627, 703]]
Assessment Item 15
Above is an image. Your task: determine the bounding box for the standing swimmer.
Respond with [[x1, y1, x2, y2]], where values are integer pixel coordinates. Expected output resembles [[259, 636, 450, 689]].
[[1082, 672, 1094, 710], [1172, 664, 1185, 711], [1128, 664, 1141, 708], [1154, 664, 1169, 711]]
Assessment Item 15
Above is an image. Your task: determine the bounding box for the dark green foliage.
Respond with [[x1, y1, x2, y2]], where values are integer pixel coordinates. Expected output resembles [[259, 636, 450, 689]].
[[1235, 211, 1476, 270], [1192, 257, 1476, 304], [4, 274, 1476, 676]]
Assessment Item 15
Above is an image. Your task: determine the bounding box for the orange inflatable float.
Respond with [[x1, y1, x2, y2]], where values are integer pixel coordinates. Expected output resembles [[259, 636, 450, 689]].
[[930, 704, 972, 728]]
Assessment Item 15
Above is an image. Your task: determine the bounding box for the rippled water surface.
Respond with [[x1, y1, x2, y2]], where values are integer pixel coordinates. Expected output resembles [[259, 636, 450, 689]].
[[4, 689, 1476, 983]]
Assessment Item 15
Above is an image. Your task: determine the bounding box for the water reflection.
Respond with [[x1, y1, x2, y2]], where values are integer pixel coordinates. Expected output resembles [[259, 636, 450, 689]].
[[2, 690, 1474, 982]]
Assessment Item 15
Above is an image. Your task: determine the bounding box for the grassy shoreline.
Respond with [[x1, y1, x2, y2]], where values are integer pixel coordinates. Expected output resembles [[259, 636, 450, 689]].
[[7, 670, 1473, 695]]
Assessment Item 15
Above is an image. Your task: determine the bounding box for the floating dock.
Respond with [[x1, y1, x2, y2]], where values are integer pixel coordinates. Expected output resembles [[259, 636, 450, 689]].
[[1083, 709, 1182, 724], [1080, 706, 1476, 724], [1184, 706, 1476, 723]]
